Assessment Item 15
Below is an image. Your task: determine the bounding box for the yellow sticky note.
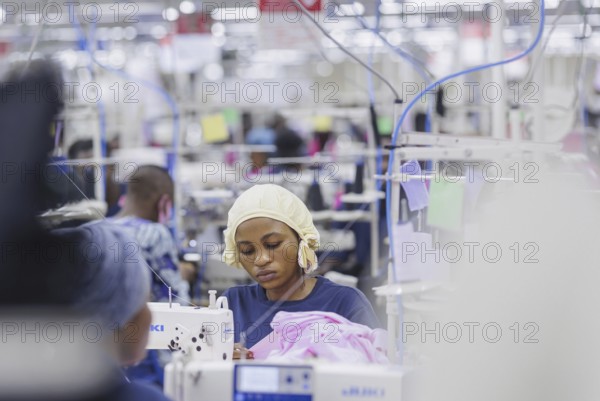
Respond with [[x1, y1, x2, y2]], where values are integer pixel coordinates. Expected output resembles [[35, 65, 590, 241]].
[[313, 115, 333, 132], [201, 114, 229, 143]]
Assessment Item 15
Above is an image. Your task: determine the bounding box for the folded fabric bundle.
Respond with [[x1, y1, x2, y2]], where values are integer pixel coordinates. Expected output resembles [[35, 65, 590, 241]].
[[250, 311, 389, 364]]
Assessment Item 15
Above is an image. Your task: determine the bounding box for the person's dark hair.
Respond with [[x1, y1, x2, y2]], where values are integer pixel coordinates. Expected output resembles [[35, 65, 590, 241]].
[[3, 58, 65, 113], [0, 58, 80, 305], [68, 139, 94, 159], [127, 165, 174, 204], [275, 130, 304, 158], [269, 113, 286, 130]]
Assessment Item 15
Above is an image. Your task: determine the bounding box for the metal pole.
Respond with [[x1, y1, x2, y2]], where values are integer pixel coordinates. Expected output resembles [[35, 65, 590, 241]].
[[490, 0, 507, 139]]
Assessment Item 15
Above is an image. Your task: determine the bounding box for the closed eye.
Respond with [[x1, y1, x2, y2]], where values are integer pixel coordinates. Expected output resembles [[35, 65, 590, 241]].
[[239, 247, 255, 256], [265, 242, 282, 250]]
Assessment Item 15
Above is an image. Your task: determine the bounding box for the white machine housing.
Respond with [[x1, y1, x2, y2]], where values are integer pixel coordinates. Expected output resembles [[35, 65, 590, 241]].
[[165, 360, 404, 401], [148, 291, 404, 401], [147, 290, 234, 361]]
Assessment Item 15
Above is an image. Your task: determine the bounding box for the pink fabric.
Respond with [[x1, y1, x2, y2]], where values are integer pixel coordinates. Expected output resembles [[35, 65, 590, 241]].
[[307, 139, 320, 156], [224, 151, 237, 165], [250, 311, 389, 364]]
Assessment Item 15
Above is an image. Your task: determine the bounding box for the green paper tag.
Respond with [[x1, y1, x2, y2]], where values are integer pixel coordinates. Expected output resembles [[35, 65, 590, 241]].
[[426, 179, 465, 231], [222, 108, 240, 125], [377, 116, 393, 136]]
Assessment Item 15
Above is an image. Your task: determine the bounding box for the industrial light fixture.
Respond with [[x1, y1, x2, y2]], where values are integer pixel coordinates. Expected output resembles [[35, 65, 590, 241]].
[[179, 1, 196, 14], [163, 7, 180, 21]]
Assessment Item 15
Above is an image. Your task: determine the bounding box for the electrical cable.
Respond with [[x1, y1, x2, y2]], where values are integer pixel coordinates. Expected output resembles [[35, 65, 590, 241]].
[[575, 0, 595, 131], [19, 0, 48, 79], [522, 0, 568, 86], [384, 0, 546, 363], [294, 19, 374, 98], [338, 0, 434, 166], [239, 273, 314, 351], [71, 18, 180, 174], [292, 0, 401, 101], [334, 0, 435, 128], [300, 16, 335, 64], [52, 158, 196, 307], [296, 0, 413, 361], [71, 13, 108, 201], [348, 9, 435, 81], [367, 0, 383, 151], [72, 15, 181, 244], [67, 14, 192, 307], [330, 0, 437, 142], [524, 0, 592, 121]]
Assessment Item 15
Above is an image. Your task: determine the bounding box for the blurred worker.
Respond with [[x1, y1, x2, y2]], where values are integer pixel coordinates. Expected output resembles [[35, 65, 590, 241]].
[[272, 114, 305, 172], [67, 139, 96, 199], [68, 139, 94, 160], [246, 125, 275, 171], [0, 58, 171, 401], [111, 164, 190, 387], [114, 165, 189, 301], [65, 222, 173, 401], [221, 184, 381, 357], [105, 135, 126, 217]]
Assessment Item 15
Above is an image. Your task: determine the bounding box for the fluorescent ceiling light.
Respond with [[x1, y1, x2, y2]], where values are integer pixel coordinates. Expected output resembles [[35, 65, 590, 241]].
[[163, 7, 179, 21], [211, 7, 259, 22], [180, 1, 196, 14], [379, 3, 402, 14], [211, 22, 226, 37], [338, 2, 365, 16]]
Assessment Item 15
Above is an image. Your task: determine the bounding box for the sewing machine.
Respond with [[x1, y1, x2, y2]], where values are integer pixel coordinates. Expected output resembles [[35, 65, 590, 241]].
[[146, 290, 234, 361], [163, 359, 404, 401], [147, 291, 404, 401]]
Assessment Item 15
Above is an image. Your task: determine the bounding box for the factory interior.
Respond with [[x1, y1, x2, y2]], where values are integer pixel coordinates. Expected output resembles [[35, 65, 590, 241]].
[[2, 0, 600, 400]]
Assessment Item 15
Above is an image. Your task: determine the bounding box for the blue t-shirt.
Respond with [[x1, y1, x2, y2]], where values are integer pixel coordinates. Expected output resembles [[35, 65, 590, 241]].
[[223, 276, 381, 348], [105, 217, 189, 388], [104, 379, 172, 401]]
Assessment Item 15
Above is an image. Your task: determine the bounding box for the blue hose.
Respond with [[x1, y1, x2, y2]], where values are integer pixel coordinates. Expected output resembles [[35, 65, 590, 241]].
[[385, 0, 546, 363], [357, 7, 433, 132], [71, 17, 180, 238], [71, 16, 107, 197]]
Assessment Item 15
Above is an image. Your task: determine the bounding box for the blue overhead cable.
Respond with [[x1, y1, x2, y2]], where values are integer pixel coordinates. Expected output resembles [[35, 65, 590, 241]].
[[384, 0, 546, 363]]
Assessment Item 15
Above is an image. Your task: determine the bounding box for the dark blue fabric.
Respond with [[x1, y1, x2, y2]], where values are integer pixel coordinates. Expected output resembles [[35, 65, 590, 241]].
[[223, 276, 382, 348], [123, 350, 164, 388], [1, 369, 174, 401], [108, 376, 172, 401]]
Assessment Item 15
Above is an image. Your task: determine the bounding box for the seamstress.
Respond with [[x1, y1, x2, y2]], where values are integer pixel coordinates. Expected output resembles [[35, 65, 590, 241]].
[[222, 184, 381, 356]]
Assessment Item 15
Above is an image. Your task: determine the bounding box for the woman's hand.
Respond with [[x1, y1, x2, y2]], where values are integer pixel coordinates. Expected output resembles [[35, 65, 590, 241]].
[[233, 343, 254, 360]]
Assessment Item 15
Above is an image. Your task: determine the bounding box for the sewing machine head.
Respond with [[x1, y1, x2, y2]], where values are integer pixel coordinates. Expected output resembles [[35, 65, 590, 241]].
[[146, 290, 234, 361]]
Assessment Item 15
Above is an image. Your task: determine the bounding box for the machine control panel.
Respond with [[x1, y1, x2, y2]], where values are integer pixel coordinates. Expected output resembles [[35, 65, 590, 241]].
[[233, 364, 313, 401]]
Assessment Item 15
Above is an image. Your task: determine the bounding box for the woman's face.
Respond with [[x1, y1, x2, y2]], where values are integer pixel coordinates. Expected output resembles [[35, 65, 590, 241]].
[[235, 217, 300, 291]]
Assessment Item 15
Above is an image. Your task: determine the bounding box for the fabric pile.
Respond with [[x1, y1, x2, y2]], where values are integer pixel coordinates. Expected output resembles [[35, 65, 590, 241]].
[[250, 311, 389, 364]]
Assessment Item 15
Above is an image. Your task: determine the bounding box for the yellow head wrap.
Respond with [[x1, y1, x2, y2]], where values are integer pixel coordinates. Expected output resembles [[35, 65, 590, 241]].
[[222, 184, 320, 273]]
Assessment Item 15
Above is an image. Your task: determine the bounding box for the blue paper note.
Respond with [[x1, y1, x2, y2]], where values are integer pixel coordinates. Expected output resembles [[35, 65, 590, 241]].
[[400, 160, 429, 212]]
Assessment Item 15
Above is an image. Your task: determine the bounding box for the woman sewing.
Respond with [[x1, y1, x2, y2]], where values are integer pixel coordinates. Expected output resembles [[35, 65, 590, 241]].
[[221, 184, 381, 358]]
